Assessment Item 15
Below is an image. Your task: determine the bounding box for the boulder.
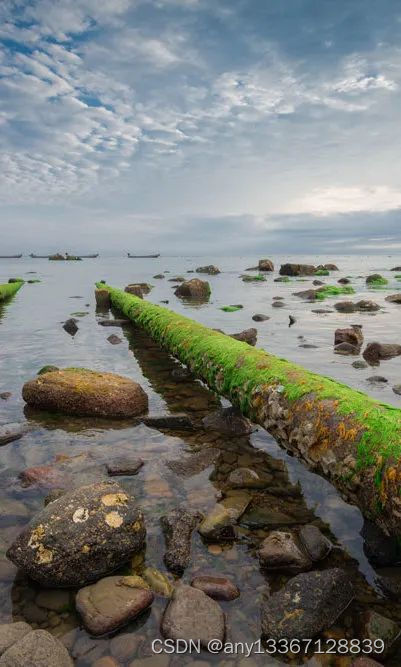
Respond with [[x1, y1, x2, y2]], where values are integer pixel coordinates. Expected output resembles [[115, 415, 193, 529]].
[[298, 524, 332, 561], [174, 279, 210, 299], [258, 531, 312, 573], [202, 407, 253, 436], [198, 491, 251, 540], [0, 629, 73, 666], [230, 328, 257, 346], [356, 300, 380, 312], [252, 314, 270, 322], [161, 508, 203, 574], [191, 575, 239, 601], [124, 284, 144, 298], [334, 342, 360, 356], [258, 259, 274, 271], [76, 576, 154, 636], [161, 584, 225, 648], [22, 368, 148, 418], [95, 289, 111, 309], [0, 623, 32, 657], [261, 568, 354, 641], [196, 265, 220, 275], [279, 263, 316, 276], [7, 481, 146, 587], [334, 325, 363, 348], [62, 319, 78, 336], [363, 343, 401, 365], [366, 274, 386, 284], [107, 334, 122, 345], [106, 456, 144, 476], [385, 294, 401, 304], [334, 301, 357, 313]]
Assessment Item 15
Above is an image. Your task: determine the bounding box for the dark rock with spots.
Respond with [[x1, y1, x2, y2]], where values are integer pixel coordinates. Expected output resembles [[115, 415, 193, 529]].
[[107, 334, 122, 345], [261, 568, 354, 641], [175, 279, 210, 299], [272, 300, 285, 307], [44, 488, 66, 506], [153, 274, 165, 279], [252, 313, 270, 321], [63, 318, 78, 336], [258, 259, 274, 271], [6, 480, 146, 587], [106, 456, 144, 476], [76, 576, 154, 636], [142, 414, 194, 430], [363, 342, 401, 365], [258, 531, 312, 573], [196, 265, 220, 275], [160, 508, 203, 574], [191, 575, 240, 601], [0, 629, 73, 666], [202, 407, 253, 436], [280, 264, 316, 276], [334, 325, 363, 348], [230, 328, 257, 346], [161, 584, 225, 647]]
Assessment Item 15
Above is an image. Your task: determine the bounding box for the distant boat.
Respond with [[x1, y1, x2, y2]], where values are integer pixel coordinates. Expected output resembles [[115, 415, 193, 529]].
[[0, 254, 22, 258], [30, 254, 50, 258], [74, 253, 99, 258], [127, 253, 160, 258]]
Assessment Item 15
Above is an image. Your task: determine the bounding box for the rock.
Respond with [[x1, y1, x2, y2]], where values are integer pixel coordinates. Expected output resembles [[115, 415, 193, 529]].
[[7, 481, 146, 587], [352, 658, 384, 667], [361, 519, 401, 567], [161, 508, 203, 574], [366, 274, 386, 284], [334, 325, 363, 348], [98, 319, 130, 327], [202, 407, 253, 436], [386, 294, 401, 304], [191, 575, 239, 601], [36, 589, 71, 612], [367, 375, 388, 383], [93, 658, 119, 667], [338, 277, 351, 284], [391, 266, 401, 271], [298, 524, 332, 561], [95, 289, 111, 308], [334, 301, 357, 313], [240, 505, 297, 528], [359, 610, 400, 657], [319, 263, 339, 271], [0, 392, 11, 400], [110, 633, 141, 661], [62, 319, 78, 336], [196, 265, 220, 275], [76, 576, 153, 635], [38, 365, 59, 375], [166, 448, 219, 477], [22, 368, 148, 418], [260, 568, 354, 641], [0, 629, 73, 666], [279, 264, 316, 276], [142, 567, 174, 597], [334, 342, 360, 356], [124, 284, 144, 298], [313, 280, 324, 286], [352, 360, 369, 369], [252, 314, 270, 321], [44, 489, 66, 505], [175, 279, 210, 299], [393, 385, 401, 396], [153, 274, 165, 279], [274, 276, 290, 282], [198, 491, 251, 540], [258, 531, 312, 573], [356, 300, 380, 312], [294, 289, 317, 301], [376, 566, 401, 598], [258, 259, 274, 271], [226, 467, 272, 489], [106, 456, 144, 476], [289, 315, 296, 326], [19, 452, 105, 489], [161, 584, 225, 648], [142, 414, 194, 430], [107, 334, 122, 345], [0, 423, 30, 446], [0, 622, 32, 657], [272, 301, 285, 307], [230, 328, 257, 346], [312, 308, 334, 314], [363, 343, 401, 364]]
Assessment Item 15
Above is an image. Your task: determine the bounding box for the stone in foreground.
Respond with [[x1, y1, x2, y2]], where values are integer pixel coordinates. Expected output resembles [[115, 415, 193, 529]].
[[261, 568, 353, 641], [0, 623, 32, 657], [0, 629, 73, 666], [161, 584, 225, 648], [191, 575, 240, 601], [76, 576, 154, 636], [258, 531, 312, 573], [174, 279, 210, 299], [22, 368, 148, 418], [7, 481, 146, 587], [161, 508, 203, 574]]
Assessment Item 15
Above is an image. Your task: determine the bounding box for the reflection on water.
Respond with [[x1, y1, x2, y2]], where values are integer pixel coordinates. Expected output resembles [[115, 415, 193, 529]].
[[1, 255, 401, 664]]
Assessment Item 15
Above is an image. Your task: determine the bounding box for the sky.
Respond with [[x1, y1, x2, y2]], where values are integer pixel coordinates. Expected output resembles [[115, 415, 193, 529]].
[[1, 0, 401, 255]]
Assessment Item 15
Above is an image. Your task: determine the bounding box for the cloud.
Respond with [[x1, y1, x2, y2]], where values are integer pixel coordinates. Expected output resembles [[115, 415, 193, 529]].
[[280, 186, 401, 216]]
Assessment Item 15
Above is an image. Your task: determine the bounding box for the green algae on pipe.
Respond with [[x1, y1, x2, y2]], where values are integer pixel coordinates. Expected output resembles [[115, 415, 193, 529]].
[[0, 281, 23, 301], [96, 282, 401, 538]]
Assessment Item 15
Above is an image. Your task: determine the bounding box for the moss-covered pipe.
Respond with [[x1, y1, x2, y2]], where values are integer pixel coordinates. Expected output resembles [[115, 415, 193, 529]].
[[97, 283, 401, 537], [0, 281, 23, 302]]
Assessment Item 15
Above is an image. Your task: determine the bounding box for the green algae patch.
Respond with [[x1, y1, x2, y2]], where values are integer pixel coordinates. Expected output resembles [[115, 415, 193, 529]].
[[315, 269, 330, 276], [315, 285, 355, 300], [220, 305, 242, 312], [0, 281, 24, 301], [241, 274, 266, 282]]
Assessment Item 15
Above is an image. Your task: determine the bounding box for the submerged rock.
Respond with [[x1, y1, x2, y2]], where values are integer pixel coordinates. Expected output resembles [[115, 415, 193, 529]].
[[353, 360, 369, 369], [261, 568, 354, 641], [22, 368, 148, 418], [7, 481, 146, 587], [202, 407, 253, 436], [161, 584, 225, 648], [258, 531, 312, 573], [166, 448, 219, 477], [175, 279, 210, 299], [161, 508, 203, 574], [196, 265, 220, 275], [334, 325, 363, 348], [363, 342, 401, 365], [230, 328, 257, 346], [226, 467, 272, 489], [62, 318, 78, 336], [252, 313, 270, 321], [107, 334, 122, 345], [198, 491, 251, 540], [98, 319, 130, 327], [106, 456, 144, 476], [142, 567, 174, 597], [142, 414, 194, 430], [334, 342, 360, 356], [0, 423, 30, 446], [356, 300, 380, 312], [279, 263, 315, 276], [191, 575, 240, 601], [76, 576, 153, 636], [359, 610, 400, 657], [298, 524, 332, 562], [385, 294, 401, 304], [0, 629, 73, 666]]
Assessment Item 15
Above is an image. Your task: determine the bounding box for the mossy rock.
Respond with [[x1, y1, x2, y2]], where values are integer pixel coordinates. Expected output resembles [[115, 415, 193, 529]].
[[38, 365, 59, 375], [175, 279, 211, 298], [366, 274, 388, 286], [8, 277, 24, 283], [23, 368, 148, 418], [241, 274, 266, 282], [314, 269, 329, 276]]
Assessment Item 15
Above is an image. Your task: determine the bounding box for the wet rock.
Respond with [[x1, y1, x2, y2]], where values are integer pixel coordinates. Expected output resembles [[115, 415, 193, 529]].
[[252, 314, 270, 321], [0, 622, 32, 656], [22, 368, 148, 418], [272, 301, 285, 307], [319, 263, 339, 271], [334, 342, 360, 356], [334, 325, 363, 348], [20, 453, 105, 489], [110, 633, 141, 662], [95, 289, 111, 309], [230, 328, 257, 346], [241, 505, 297, 528], [0, 423, 30, 446], [279, 264, 316, 276], [0, 392, 11, 400], [7, 480, 146, 587], [36, 589, 71, 612], [0, 629, 73, 666], [124, 284, 144, 298], [338, 277, 351, 284], [166, 448, 219, 477], [385, 294, 401, 304], [63, 319, 78, 336], [76, 575, 153, 636], [38, 365, 59, 375], [258, 531, 312, 573], [191, 575, 239, 601], [161, 508, 203, 574], [153, 274, 165, 279], [175, 279, 210, 299], [198, 491, 251, 540], [356, 300, 380, 312], [393, 385, 401, 395], [359, 610, 400, 657], [334, 301, 357, 313], [107, 334, 122, 345], [196, 265, 220, 275], [161, 584, 225, 648], [260, 568, 354, 641], [367, 376, 388, 383], [98, 319, 130, 327], [93, 658, 119, 667], [142, 414, 194, 430], [312, 308, 334, 314], [363, 342, 401, 364], [299, 343, 318, 349], [106, 456, 144, 476], [289, 315, 296, 326], [376, 567, 401, 598], [274, 276, 290, 282], [202, 407, 253, 436], [352, 658, 384, 667], [22, 601, 48, 624], [44, 489, 66, 505], [361, 519, 401, 567], [294, 289, 317, 301], [298, 524, 332, 561], [391, 266, 401, 271], [352, 360, 369, 369], [142, 567, 174, 597], [366, 274, 386, 284], [313, 280, 324, 286], [258, 259, 274, 271], [226, 467, 272, 489]]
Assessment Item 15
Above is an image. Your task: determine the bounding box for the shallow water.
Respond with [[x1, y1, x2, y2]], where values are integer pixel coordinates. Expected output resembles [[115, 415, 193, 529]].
[[1, 254, 401, 665]]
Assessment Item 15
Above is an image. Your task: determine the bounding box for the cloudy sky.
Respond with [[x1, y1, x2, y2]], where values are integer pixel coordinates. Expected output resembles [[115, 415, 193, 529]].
[[1, 0, 401, 254]]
